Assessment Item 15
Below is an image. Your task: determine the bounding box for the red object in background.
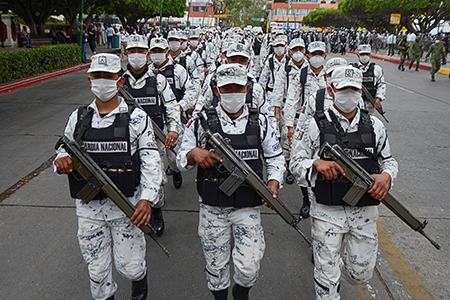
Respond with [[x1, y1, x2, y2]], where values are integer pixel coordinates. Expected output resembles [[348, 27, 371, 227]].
[[1, 22, 6, 41], [11, 22, 16, 41]]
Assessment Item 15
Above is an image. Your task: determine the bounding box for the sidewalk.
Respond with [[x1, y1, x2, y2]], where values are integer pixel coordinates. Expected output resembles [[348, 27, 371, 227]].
[[349, 50, 450, 76]]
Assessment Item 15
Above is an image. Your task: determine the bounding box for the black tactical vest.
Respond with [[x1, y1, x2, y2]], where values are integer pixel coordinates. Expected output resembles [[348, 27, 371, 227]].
[[352, 62, 376, 99], [254, 39, 262, 55], [313, 109, 380, 207], [197, 108, 263, 208], [69, 105, 141, 200], [123, 75, 164, 129], [160, 64, 185, 102]]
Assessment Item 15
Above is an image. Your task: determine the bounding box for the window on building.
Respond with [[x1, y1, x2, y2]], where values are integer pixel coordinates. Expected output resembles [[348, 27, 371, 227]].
[[193, 6, 208, 12]]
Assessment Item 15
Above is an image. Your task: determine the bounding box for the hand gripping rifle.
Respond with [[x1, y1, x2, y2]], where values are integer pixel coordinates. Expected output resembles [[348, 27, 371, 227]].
[[118, 87, 176, 155], [202, 130, 312, 247], [362, 85, 389, 123], [55, 136, 172, 257], [319, 142, 440, 250]]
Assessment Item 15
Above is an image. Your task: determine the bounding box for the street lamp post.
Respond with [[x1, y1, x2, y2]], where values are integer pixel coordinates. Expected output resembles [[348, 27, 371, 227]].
[[160, 0, 163, 31]]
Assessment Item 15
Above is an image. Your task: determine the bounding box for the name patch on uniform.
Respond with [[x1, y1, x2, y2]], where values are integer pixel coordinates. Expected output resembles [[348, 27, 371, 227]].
[[235, 149, 259, 160], [363, 76, 374, 82], [83, 141, 128, 153], [346, 147, 374, 159], [136, 97, 157, 105]]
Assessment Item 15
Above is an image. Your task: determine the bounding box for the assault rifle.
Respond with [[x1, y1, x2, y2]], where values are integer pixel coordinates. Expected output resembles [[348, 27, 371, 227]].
[[319, 142, 440, 250], [202, 130, 312, 246], [362, 85, 389, 123], [55, 136, 172, 257]]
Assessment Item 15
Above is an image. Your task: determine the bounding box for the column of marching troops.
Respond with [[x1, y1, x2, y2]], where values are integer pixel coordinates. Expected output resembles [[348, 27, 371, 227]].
[[54, 22, 403, 300]]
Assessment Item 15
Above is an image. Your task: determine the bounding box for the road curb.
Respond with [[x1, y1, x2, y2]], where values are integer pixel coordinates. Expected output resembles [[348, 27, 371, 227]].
[[349, 51, 450, 76], [0, 63, 91, 94]]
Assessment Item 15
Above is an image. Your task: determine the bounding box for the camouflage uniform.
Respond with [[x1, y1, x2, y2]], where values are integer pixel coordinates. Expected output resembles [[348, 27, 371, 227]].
[[176, 65, 285, 295], [426, 40, 445, 80], [409, 39, 424, 70], [290, 67, 398, 300]]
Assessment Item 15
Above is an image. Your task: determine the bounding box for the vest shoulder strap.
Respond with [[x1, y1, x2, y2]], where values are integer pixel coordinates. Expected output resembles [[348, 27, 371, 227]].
[[74, 106, 93, 143], [315, 88, 326, 116], [300, 66, 308, 105]]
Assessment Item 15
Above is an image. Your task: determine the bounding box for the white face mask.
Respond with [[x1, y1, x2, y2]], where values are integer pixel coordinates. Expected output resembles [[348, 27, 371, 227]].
[[292, 51, 304, 62], [219, 91, 246, 114], [180, 41, 187, 50], [334, 89, 361, 113], [309, 55, 325, 68], [150, 52, 167, 66], [91, 78, 120, 102], [128, 53, 147, 70], [359, 55, 370, 64], [169, 41, 181, 52], [190, 40, 199, 48], [274, 46, 285, 57]]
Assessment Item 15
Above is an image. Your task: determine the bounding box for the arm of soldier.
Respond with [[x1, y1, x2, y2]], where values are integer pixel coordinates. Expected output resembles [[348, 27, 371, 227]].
[[158, 74, 181, 147], [130, 111, 163, 226], [283, 74, 301, 129], [258, 61, 270, 89], [54, 109, 79, 174], [289, 116, 328, 187], [369, 116, 399, 201], [272, 68, 286, 122], [260, 114, 285, 197], [178, 67, 198, 111], [253, 83, 270, 116]]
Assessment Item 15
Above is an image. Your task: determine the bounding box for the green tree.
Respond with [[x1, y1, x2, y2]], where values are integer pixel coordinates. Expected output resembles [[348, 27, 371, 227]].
[[7, 0, 60, 35], [223, 0, 267, 27], [301, 7, 355, 28], [339, 0, 450, 33]]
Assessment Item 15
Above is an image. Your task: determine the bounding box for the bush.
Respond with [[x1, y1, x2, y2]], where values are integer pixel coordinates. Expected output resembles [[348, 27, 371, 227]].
[[45, 22, 72, 31], [0, 44, 81, 84]]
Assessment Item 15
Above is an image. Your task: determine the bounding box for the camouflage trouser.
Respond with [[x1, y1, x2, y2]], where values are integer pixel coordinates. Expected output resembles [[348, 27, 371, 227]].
[[78, 216, 147, 300], [198, 204, 266, 291], [278, 108, 291, 161], [410, 55, 421, 68], [399, 51, 408, 63], [311, 205, 378, 300], [431, 58, 441, 76]]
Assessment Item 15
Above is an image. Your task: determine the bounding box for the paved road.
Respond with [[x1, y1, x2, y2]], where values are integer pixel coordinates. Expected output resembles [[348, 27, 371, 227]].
[[0, 54, 449, 299]]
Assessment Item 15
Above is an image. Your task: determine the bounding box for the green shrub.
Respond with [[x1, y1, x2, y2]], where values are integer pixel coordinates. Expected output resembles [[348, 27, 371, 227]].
[[45, 22, 72, 31], [0, 44, 81, 84]]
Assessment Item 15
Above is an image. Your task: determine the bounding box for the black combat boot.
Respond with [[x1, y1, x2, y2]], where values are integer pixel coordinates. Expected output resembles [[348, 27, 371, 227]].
[[150, 207, 165, 235], [232, 284, 251, 300], [172, 171, 182, 189], [106, 296, 114, 300], [132, 274, 148, 300], [212, 289, 228, 300]]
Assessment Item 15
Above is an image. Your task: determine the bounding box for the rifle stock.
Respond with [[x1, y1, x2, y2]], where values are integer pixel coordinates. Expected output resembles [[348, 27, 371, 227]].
[[204, 130, 312, 246], [55, 136, 172, 257], [320, 142, 440, 250], [362, 85, 389, 123]]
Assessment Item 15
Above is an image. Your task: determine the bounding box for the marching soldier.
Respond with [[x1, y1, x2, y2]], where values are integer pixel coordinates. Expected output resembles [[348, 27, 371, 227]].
[[271, 37, 309, 185], [351, 44, 386, 115], [425, 36, 445, 81], [176, 64, 285, 300], [122, 35, 182, 235], [409, 37, 424, 71], [54, 53, 163, 300], [290, 66, 398, 300]]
